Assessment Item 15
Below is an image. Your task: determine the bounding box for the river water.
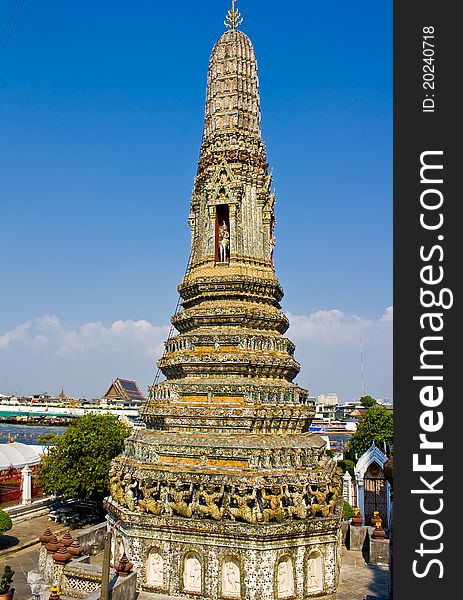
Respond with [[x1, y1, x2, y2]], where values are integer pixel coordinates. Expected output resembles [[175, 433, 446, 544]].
[[0, 423, 351, 453], [0, 422, 68, 445]]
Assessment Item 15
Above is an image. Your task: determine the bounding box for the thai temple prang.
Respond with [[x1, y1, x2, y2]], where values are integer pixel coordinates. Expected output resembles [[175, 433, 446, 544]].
[[106, 3, 343, 598]]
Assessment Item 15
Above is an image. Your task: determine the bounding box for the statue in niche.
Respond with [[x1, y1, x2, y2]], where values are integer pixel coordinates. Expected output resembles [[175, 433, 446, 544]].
[[218, 220, 230, 262], [222, 558, 241, 597], [307, 553, 323, 591], [277, 558, 295, 598], [183, 555, 202, 592], [146, 549, 163, 587]]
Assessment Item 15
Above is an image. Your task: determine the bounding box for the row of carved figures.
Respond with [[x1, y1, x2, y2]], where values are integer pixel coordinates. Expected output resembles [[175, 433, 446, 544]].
[[109, 470, 341, 524], [125, 444, 324, 470], [164, 336, 291, 354]]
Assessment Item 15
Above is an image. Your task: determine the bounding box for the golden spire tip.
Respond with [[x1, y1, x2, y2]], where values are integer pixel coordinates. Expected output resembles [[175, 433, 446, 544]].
[[224, 1, 243, 31]]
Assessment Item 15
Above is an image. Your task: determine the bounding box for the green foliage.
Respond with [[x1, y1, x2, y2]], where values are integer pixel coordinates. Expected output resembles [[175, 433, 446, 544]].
[[38, 413, 130, 502], [359, 395, 377, 408], [342, 500, 354, 521], [337, 459, 355, 477], [0, 565, 14, 593], [37, 432, 61, 446], [348, 405, 393, 457], [0, 508, 13, 535]]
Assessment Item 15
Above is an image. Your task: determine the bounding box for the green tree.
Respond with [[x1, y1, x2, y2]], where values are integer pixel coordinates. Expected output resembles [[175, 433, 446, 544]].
[[348, 405, 393, 458], [359, 395, 377, 408], [37, 432, 61, 446], [337, 459, 355, 477], [342, 500, 354, 521], [37, 414, 130, 502], [0, 508, 12, 535]]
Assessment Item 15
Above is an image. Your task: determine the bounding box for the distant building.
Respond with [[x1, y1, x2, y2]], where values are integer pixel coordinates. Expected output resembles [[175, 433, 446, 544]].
[[336, 401, 364, 421], [317, 393, 339, 406], [314, 394, 339, 422], [315, 403, 338, 422], [100, 378, 145, 407]]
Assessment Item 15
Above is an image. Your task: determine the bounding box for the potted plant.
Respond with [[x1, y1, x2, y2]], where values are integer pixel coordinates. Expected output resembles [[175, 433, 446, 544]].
[[0, 565, 15, 600]]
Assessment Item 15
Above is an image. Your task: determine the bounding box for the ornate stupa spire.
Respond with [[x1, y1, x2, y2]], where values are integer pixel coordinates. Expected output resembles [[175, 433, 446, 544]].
[[105, 8, 343, 598]]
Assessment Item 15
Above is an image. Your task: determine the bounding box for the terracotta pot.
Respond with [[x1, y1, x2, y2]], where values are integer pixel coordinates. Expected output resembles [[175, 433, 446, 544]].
[[39, 527, 53, 545], [351, 511, 363, 526], [60, 530, 74, 547], [0, 586, 15, 600], [114, 553, 133, 576], [372, 523, 386, 539]]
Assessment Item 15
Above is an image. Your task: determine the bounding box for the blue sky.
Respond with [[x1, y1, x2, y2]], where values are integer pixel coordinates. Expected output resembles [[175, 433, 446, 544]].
[[0, 1, 392, 401]]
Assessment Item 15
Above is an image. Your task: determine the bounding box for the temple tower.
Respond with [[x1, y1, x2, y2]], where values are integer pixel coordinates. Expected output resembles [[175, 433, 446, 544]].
[[106, 4, 343, 598]]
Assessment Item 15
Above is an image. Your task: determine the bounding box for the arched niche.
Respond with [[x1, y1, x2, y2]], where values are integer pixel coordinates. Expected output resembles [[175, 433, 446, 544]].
[[113, 536, 125, 561], [221, 556, 241, 598], [145, 547, 164, 588], [306, 550, 324, 593], [276, 555, 295, 599], [183, 551, 202, 593]]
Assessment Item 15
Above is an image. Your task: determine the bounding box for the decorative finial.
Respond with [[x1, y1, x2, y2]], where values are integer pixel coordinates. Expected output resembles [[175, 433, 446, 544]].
[[224, 1, 243, 31]]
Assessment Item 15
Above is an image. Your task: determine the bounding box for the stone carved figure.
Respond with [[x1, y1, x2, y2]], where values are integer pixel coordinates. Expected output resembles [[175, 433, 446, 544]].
[[271, 449, 282, 468], [123, 473, 138, 511], [139, 480, 165, 515], [285, 483, 309, 520], [168, 482, 194, 518], [194, 483, 225, 520], [277, 557, 295, 598], [146, 549, 164, 587], [109, 468, 125, 506], [183, 554, 202, 592], [218, 220, 230, 262], [110, 472, 338, 524], [309, 484, 329, 517], [293, 448, 303, 468], [261, 485, 285, 523], [270, 234, 276, 263], [222, 557, 241, 598], [262, 450, 272, 469], [227, 485, 259, 524]]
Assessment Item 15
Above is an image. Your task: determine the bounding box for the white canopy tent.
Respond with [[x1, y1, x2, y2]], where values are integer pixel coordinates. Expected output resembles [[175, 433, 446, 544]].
[[0, 443, 43, 471]]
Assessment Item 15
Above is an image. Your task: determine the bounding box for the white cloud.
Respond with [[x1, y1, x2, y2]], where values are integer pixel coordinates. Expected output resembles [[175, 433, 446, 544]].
[[287, 307, 393, 345], [286, 308, 392, 402], [380, 306, 393, 322], [0, 308, 392, 402], [0, 316, 169, 398], [0, 321, 31, 350]]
